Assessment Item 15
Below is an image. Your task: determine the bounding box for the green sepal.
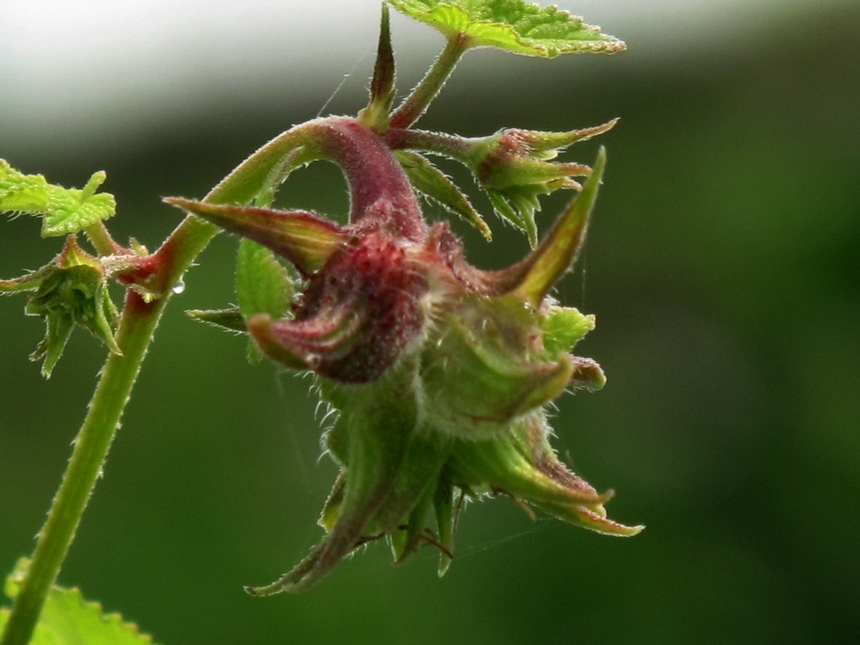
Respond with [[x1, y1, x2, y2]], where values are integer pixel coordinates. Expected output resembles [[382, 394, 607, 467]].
[[393, 149, 491, 240], [446, 415, 611, 511], [1, 558, 155, 644], [28, 306, 75, 378], [1, 236, 120, 377], [0, 160, 116, 237], [432, 477, 457, 576], [387, 0, 625, 58], [164, 198, 348, 277], [185, 307, 247, 333], [510, 147, 605, 305], [370, 431, 449, 539], [420, 293, 573, 439], [358, 3, 397, 131], [511, 120, 618, 159], [389, 479, 437, 564], [323, 403, 450, 568], [0, 264, 56, 294], [541, 306, 594, 356], [486, 184, 542, 247], [247, 365, 420, 595]]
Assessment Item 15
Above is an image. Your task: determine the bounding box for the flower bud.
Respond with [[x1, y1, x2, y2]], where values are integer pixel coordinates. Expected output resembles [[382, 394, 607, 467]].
[[467, 119, 617, 246], [0, 235, 120, 377], [169, 116, 641, 594]]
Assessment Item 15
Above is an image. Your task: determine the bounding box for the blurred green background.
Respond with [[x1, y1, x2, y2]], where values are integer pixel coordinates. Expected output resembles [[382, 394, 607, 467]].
[[2, 1, 859, 643]]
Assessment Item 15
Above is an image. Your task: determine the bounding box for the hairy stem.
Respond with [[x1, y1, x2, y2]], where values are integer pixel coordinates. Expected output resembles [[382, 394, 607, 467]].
[[384, 128, 475, 161], [84, 221, 125, 256], [1, 122, 321, 644], [1, 291, 167, 645], [1, 111, 422, 641], [389, 34, 469, 130]]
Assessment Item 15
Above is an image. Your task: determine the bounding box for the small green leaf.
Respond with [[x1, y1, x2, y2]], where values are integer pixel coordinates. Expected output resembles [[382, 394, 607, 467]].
[[1, 558, 155, 645], [236, 238, 293, 322], [541, 306, 594, 356], [236, 238, 293, 363], [393, 150, 491, 240], [1, 160, 116, 237], [387, 0, 625, 57]]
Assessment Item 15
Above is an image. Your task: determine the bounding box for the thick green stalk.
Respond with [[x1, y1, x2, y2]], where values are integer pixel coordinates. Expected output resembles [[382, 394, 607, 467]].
[[389, 34, 469, 130]]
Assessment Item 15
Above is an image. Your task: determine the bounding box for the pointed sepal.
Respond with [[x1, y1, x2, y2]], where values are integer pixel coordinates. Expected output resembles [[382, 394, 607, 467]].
[[420, 292, 574, 439], [432, 477, 457, 576], [247, 369, 419, 594], [1, 160, 116, 237], [469, 125, 612, 247], [393, 150, 491, 240], [448, 413, 642, 535], [500, 147, 606, 306], [185, 307, 247, 333], [507, 120, 618, 159], [359, 3, 397, 131], [164, 197, 348, 277]]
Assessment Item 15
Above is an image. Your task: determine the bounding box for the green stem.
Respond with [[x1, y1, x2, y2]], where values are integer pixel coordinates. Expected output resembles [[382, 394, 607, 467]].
[[389, 34, 469, 130], [1, 123, 315, 644], [384, 128, 476, 161], [1, 290, 168, 645], [84, 221, 124, 256]]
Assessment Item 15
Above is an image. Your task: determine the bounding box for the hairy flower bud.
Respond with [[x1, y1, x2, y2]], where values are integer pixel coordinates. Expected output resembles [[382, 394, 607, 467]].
[[0, 235, 120, 377], [169, 115, 641, 594]]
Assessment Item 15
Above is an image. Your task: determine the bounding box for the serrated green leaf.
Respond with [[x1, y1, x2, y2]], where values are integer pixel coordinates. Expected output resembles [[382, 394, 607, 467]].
[[393, 150, 491, 240], [387, 0, 625, 57], [0, 159, 51, 213], [164, 197, 347, 277], [1, 558, 155, 645], [43, 179, 116, 237], [1, 161, 116, 237]]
